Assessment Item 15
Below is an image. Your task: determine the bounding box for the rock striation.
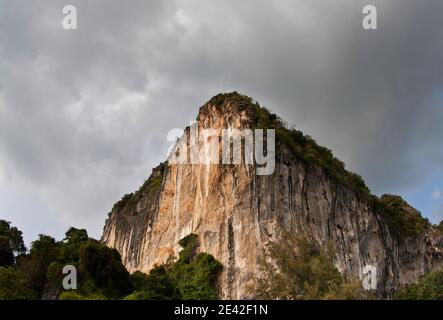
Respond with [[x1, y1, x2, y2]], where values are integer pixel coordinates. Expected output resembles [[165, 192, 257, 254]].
[[102, 92, 443, 299]]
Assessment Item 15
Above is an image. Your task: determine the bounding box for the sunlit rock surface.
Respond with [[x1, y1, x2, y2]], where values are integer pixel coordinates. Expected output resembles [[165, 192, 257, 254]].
[[102, 93, 443, 299]]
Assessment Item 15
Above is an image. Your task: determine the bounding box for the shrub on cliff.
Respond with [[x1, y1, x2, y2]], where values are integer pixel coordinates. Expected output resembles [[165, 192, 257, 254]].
[[209, 92, 371, 198], [125, 267, 177, 300], [372, 194, 429, 237], [172, 252, 222, 300], [171, 234, 222, 299], [126, 234, 222, 300], [395, 267, 443, 300], [253, 233, 369, 300], [111, 163, 166, 212]]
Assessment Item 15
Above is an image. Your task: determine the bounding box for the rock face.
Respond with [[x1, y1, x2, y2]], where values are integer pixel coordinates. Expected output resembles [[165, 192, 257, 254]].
[[102, 93, 443, 299]]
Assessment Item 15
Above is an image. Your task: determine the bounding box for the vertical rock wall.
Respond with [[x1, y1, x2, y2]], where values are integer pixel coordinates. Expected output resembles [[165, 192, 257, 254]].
[[102, 97, 443, 299]]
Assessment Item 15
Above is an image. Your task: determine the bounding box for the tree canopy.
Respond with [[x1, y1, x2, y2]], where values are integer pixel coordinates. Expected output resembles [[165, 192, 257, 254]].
[[125, 233, 222, 300], [0, 221, 222, 300], [0, 220, 26, 256]]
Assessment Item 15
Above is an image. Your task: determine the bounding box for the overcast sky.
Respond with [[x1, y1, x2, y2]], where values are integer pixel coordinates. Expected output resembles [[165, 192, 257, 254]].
[[1, 0, 443, 245]]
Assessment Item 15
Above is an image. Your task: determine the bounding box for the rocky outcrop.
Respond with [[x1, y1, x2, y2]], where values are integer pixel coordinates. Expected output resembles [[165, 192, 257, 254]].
[[102, 92, 443, 299]]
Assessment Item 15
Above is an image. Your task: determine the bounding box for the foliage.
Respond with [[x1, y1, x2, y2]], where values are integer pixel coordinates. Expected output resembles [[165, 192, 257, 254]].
[[125, 233, 222, 300], [59, 291, 107, 300], [254, 104, 370, 198], [172, 252, 222, 300], [323, 277, 372, 300], [395, 267, 443, 300], [125, 267, 177, 300], [77, 240, 133, 298], [208, 92, 254, 109], [16, 235, 60, 296], [0, 236, 14, 267], [436, 221, 443, 233], [65, 227, 89, 243], [112, 163, 166, 211], [253, 233, 368, 300], [211, 95, 431, 239], [171, 233, 222, 300], [113, 193, 134, 212], [207, 92, 370, 198], [177, 233, 199, 263], [0, 267, 36, 300], [14, 228, 133, 299], [0, 221, 221, 300], [372, 194, 429, 237], [0, 220, 26, 255]]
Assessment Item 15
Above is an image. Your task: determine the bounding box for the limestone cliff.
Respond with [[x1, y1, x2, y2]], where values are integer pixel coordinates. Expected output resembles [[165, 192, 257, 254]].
[[101, 92, 443, 299]]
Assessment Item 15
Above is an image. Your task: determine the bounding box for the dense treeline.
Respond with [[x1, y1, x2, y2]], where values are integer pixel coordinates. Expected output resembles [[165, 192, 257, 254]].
[[1, 219, 443, 300], [0, 220, 221, 300], [125, 234, 222, 300]]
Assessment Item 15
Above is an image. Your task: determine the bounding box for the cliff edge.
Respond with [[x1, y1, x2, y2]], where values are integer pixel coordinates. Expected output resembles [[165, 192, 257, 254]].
[[102, 92, 443, 299]]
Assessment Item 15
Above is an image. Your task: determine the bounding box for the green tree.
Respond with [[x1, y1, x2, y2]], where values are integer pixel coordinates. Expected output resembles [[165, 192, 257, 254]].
[[0, 236, 14, 267], [125, 267, 177, 300], [65, 227, 89, 243], [0, 224, 222, 301], [170, 234, 222, 300], [0, 220, 26, 256], [49, 228, 133, 299], [16, 235, 60, 296], [172, 252, 222, 300], [14, 228, 133, 300], [77, 240, 133, 298], [125, 234, 222, 300], [0, 267, 36, 300]]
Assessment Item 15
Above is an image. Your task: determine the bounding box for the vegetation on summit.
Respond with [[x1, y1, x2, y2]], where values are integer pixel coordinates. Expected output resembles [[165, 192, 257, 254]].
[[209, 92, 371, 198], [372, 194, 429, 237], [113, 162, 166, 211], [110, 92, 437, 240], [208, 92, 437, 238], [2, 93, 436, 300]]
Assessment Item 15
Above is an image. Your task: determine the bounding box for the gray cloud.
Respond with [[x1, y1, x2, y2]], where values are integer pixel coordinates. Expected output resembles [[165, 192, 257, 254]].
[[1, 0, 443, 243]]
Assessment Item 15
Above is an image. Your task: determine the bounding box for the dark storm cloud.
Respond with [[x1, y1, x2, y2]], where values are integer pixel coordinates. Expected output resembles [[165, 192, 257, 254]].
[[0, 0, 442, 242]]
